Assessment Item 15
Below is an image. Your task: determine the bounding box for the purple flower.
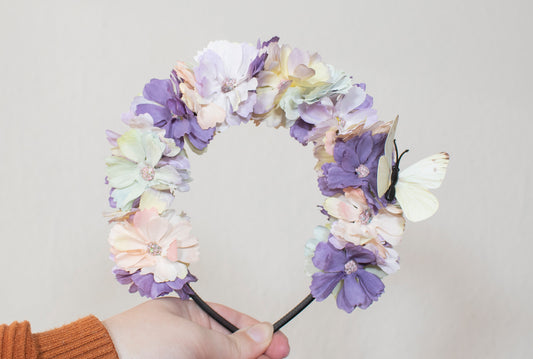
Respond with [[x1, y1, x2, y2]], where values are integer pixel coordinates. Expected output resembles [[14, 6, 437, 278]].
[[310, 242, 385, 313], [134, 71, 215, 150], [318, 130, 387, 212], [114, 268, 197, 300]]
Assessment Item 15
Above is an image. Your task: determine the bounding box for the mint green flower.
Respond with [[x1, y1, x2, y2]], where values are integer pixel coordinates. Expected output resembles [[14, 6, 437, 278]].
[[106, 128, 187, 210]]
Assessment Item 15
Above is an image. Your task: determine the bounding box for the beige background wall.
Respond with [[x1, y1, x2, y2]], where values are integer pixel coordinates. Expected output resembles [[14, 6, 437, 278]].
[[1, 0, 531, 357]]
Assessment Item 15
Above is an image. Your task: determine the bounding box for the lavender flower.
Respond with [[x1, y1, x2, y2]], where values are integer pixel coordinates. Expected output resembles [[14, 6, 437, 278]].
[[134, 71, 215, 151], [318, 130, 387, 212], [114, 268, 197, 300], [310, 242, 384, 313]]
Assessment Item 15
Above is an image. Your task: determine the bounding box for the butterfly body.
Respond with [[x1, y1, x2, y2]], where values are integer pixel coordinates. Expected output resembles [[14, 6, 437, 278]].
[[383, 140, 409, 202], [384, 165, 399, 202]]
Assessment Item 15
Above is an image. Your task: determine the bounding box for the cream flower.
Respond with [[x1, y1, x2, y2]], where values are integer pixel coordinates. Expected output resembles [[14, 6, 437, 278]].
[[254, 42, 351, 127], [109, 208, 199, 282]]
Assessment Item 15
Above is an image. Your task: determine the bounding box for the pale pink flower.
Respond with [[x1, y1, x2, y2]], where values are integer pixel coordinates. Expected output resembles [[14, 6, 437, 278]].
[[174, 61, 226, 130], [324, 188, 405, 274], [325, 188, 405, 246], [109, 208, 199, 282]]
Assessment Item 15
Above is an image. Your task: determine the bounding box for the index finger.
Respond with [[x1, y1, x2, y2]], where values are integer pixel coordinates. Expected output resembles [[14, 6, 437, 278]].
[[206, 302, 290, 359]]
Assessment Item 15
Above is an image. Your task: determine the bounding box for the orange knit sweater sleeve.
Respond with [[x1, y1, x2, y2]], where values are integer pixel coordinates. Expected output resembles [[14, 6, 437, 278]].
[[0, 316, 118, 359]]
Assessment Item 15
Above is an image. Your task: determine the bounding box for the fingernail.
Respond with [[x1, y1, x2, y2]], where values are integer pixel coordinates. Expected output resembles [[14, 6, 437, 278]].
[[246, 322, 272, 343]]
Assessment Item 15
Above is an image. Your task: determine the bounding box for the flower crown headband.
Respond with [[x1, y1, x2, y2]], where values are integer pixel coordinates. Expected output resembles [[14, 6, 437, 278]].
[[105, 36, 450, 332]]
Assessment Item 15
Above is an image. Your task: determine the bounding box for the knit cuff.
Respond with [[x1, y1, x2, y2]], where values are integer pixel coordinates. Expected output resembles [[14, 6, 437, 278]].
[[0, 320, 37, 359], [33, 315, 118, 359]]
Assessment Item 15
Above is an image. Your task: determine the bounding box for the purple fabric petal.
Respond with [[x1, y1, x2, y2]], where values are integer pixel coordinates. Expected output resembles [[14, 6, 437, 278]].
[[187, 119, 215, 150], [113, 268, 197, 300], [336, 281, 357, 313], [260, 36, 280, 48], [322, 165, 361, 190], [133, 73, 214, 151], [136, 103, 171, 124], [310, 271, 344, 301], [317, 174, 342, 197], [355, 132, 373, 164], [343, 274, 372, 309], [333, 140, 356, 170], [168, 118, 190, 139], [108, 188, 117, 208], [312, 242, 347, 272], [143, 78, 173, 105], [357, 269, 385, 301], [248, 52, 267, 78], [290, 118, 314, 145], [345, 243, 377, 265]]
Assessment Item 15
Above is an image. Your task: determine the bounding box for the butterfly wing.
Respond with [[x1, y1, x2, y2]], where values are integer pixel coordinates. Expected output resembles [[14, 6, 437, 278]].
[[377, 116, 399, 197], [399, 152, 449, 189], [396, 152, 450, 222], [395, 180, 439, 222]]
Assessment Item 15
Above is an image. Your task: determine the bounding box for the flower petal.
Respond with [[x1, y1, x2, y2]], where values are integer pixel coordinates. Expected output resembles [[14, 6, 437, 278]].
[[117, 130, 145, 163], [312, 242, 346, 272], [310, 271, 344, 301], [357, 269, 385, 301]]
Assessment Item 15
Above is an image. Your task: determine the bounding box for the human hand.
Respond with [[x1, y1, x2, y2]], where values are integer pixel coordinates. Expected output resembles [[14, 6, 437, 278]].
[[103, 297, 290, 359]]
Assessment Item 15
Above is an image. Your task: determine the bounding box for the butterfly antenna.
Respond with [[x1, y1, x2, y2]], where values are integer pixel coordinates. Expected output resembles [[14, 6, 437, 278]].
[[393, 140, 409, 166], [393, 140, 399, 162], [398, 149, 410, 162]]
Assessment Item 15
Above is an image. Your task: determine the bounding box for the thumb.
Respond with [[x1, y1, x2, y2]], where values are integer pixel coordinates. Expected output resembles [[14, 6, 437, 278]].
[[218, 322, 274, 359]]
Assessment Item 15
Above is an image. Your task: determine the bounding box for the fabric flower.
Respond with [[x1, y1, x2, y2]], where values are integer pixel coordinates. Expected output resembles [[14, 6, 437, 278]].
[[193, 40, 260, 128], [114, 268, 197, 299], [324, 187, 405, 247], [291, 84, 375, 145], [318, 130, 387, 212], [106, 128, 189, 210], [109, 208, 199, 282], [133, 71, 215, 151], [324, 187, 405, 274], [254, 41, 351, 128], [174, 61, 226, 130], [310, 241, 385, 313]]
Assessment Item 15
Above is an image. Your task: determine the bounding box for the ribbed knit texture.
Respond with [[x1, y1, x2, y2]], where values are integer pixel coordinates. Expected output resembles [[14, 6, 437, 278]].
[[0, 320, 37, 359], [33, 316, 118, 359], [0, 316, 118, 359]]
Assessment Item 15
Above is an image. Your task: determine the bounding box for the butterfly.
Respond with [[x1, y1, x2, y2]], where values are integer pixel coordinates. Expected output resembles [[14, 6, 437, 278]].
[[377, 116, 450, 222]]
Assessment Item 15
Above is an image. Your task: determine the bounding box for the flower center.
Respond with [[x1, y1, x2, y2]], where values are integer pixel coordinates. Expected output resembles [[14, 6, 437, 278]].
[[355, 164, 370, 178], [141, 166, 155, 181], [358, 209, 373, 225], [147, 242, 162, 256], [344, 260, 358, 275], [336, 116, 346, 128], [221, 79, 236, 93]]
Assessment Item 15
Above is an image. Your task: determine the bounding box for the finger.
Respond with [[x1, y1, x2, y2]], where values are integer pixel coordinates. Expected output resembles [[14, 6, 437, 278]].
[[207, 302, 260, 330], [200, 322, 273, 359], [207, 303, 290, 359]]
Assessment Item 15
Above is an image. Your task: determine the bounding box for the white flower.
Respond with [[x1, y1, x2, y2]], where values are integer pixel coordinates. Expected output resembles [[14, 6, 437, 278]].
[[194, 40, 259, 129]]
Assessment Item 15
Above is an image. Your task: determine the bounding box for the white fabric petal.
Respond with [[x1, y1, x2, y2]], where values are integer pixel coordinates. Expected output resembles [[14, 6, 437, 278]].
[[106, 156, 138, 188]]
